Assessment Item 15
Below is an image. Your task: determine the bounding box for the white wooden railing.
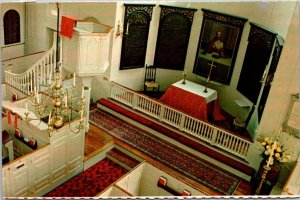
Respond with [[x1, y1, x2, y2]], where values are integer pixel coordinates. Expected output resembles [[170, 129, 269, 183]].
[[4, 33, 61, 95], [109, 82, 253, 161]]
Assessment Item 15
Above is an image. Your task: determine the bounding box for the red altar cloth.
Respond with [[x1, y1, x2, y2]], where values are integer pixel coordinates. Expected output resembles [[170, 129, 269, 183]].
[[159, 85, 225, 122]]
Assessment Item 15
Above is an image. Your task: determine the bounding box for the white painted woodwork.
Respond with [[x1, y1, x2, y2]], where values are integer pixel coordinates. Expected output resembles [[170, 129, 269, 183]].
[[2, 120, 85, 197], [99, 186, 131, 197], [99, 162, 205, 197], [282, 157, 300, 195], [66, 130, 85, 176], [50, 131, 68, 185], [30, 145, 52, 196], [9, 158, 32, 196], [2, 165, 11, 197], [63, 22, 112, 76], [109, 81, 252, 162]]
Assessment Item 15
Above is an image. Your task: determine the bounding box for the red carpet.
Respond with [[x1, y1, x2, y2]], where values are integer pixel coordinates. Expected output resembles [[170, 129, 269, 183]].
[[99, 98, 255, 177], [90, 108, 245, 195], [44, 158, 128, 197]]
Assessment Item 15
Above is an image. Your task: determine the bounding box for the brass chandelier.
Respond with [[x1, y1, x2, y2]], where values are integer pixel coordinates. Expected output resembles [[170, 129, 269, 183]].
[[24, 3, 86, 134]]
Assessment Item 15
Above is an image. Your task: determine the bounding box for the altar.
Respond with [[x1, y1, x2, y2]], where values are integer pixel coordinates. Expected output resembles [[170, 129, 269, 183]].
[[159, 80, 224, 122]]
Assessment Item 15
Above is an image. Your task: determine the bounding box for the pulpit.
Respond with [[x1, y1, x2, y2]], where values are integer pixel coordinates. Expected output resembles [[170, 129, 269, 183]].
[[159, 80, 224, 122], [62, 19, 113, 76]]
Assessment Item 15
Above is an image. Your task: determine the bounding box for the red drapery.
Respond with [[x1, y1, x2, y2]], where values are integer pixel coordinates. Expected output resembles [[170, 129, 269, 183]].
[[159, 85, 225, 122], [60, 16, 78, 39]]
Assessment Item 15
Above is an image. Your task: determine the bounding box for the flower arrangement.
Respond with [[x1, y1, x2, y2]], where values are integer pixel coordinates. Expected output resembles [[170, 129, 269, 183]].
[[256, 129, 293, 164]]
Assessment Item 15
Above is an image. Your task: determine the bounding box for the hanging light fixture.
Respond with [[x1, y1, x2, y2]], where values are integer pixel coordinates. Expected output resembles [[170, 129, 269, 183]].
[[24, 2, 86, 134]]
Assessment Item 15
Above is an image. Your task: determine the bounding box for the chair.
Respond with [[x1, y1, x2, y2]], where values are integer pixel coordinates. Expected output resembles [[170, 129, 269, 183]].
[[144, 65, 160, 92]]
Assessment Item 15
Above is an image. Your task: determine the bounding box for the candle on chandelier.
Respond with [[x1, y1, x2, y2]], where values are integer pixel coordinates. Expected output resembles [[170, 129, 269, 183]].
[[25, 100, 28, 113], [48, 111, 52, 125], [65, 95, 68, 107], [81, 86, 84, 99], [49, 72, 52, 85], [73, 73, 76, 87], [37, 93, 40, 104]]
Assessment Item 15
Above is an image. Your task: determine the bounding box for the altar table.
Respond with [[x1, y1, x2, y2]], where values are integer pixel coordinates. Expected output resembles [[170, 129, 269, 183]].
[[159, 80, 225, 122]]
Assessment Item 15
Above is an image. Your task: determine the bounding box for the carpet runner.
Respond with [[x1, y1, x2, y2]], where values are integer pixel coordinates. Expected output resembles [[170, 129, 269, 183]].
[[44, 158, 128, 197], [89, 108, 241, 195], [98, 98, 254, 177]]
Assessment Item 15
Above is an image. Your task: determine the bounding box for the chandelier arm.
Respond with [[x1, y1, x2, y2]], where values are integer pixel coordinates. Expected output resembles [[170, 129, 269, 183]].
[[24, 112, 42, 127]]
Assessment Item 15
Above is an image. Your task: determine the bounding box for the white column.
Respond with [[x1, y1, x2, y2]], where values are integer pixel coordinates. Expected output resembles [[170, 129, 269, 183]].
[[81, 77, 92, 133]]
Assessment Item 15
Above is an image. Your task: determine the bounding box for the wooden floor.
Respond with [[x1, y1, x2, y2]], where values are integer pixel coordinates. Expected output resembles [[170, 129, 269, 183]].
[[84, 124, 114, 161]]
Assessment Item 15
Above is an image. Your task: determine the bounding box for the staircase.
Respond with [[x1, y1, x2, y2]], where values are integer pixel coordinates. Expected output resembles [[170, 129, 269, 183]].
[[3, 33, 61, 95]]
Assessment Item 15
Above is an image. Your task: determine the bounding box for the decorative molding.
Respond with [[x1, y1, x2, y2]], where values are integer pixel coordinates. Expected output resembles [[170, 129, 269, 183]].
[[124, 4, 155, 19], [160, 5, 197, 24], [202, 9, 247, 27], [249, 23, 277, 49]]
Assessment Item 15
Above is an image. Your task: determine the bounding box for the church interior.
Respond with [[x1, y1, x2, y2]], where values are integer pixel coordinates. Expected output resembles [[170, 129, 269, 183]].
[[1, 1, 300, 197]]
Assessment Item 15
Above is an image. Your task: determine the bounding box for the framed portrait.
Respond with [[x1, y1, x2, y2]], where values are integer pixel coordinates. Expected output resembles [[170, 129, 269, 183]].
[[193, 9, 247, 84]]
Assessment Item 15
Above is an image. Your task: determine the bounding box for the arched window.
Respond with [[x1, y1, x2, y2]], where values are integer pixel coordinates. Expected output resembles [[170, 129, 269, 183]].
[[4, 9, 21, 45]]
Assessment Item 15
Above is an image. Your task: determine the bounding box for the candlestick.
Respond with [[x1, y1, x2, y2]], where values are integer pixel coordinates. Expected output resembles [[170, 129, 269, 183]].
[[255, 165, 271, 195], [80, 110, 83, 121], [48, 111, 52, 125], [73, 73, 76, 87]]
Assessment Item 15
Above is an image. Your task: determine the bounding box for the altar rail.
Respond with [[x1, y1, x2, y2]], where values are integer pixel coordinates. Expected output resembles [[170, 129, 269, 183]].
[[109, 82, 253, 161]]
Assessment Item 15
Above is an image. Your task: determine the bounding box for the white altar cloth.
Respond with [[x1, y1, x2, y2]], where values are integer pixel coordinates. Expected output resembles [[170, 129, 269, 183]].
[[173, 80, 217, 103]]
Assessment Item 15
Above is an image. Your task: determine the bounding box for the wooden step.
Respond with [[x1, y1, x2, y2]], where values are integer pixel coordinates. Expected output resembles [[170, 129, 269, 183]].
[[106, 148, 140, 170], [84, 124, 114, 162]]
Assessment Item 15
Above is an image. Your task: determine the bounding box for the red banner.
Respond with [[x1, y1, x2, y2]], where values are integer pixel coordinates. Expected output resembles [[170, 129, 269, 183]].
[[14, 113, 18, 129], [7, 109, 11, 125], [60, 16, 78, 39]]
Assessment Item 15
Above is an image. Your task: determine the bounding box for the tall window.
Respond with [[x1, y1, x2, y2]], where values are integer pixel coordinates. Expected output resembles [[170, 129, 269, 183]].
[[154, 6, 196, 70], [4, 9, 21, 45], [120, 4, 155, 70]]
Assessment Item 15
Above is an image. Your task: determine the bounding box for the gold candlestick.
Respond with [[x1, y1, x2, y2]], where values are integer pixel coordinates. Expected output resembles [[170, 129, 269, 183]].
[[255, 165, 271, 195], [182, 71, 186, 84]]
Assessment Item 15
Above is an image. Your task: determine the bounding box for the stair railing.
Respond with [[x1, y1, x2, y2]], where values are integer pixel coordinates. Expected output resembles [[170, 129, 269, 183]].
[[109, 81, 253, 162], [4, 32, 61, 95]]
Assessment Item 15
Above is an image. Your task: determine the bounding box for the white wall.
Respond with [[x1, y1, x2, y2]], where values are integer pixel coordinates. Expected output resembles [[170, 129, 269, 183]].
[[258, 3, 300, 186], [1, 3, 25, 60]]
